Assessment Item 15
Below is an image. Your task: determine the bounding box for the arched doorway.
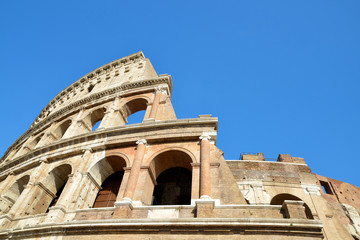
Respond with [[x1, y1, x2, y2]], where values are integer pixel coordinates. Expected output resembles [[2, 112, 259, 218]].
[[89, 155, 127, 208], [93, 171, 124, 208], [152, 167, 191, 205], [149, 150, 193, 205]]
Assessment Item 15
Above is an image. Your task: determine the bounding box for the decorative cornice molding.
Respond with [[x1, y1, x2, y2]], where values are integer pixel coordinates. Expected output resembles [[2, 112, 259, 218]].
[[0, 118, 218, 177], [1, 76, 172, 162]]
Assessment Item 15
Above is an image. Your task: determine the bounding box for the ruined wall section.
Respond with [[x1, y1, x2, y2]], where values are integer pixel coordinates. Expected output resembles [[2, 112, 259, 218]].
[[316, 174, 360, 238], [227, 153, 360, 240]]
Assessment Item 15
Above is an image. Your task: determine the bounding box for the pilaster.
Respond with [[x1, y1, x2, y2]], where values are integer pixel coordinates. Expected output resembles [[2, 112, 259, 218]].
[[122, 139, 147, 201], [199, 134, 211, 199]]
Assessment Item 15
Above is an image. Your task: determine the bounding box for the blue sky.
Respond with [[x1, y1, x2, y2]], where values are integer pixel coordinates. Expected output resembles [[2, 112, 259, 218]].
[[0, 1, 359, 187]]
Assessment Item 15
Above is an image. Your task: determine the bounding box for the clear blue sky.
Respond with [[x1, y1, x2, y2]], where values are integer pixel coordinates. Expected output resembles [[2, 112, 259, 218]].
[[0, 1, 359, 187]]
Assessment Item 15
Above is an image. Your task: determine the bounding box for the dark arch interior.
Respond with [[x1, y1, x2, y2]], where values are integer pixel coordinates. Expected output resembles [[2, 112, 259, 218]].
[[93, 171, 124, 208], [152, 167, 192, 205], [90, 108, 106, 130], [47, 183, 66, 211], [53, 120, 72, 140], [271, 193, 314, 219]]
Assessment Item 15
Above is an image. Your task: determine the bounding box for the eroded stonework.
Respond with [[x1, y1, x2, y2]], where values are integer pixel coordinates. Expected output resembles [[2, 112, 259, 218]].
[[0, 52, 359, 239]]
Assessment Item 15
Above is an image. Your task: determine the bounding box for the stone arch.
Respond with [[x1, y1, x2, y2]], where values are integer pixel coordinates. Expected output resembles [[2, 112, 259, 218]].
[[146, 147, 197, 167], [89, 155, 127, 186], [270, 193, 314, 219], [148, 150, 194, 205], [105, 151, 131, 168], [29, 133, 44, 149], [42, 163, 72, 196], [14, 133, 45, 157], [0, 175, 30, 214], [89, 156, 127, 208], [121, 96, 150, 124], [83, 106, 107, 131], [53, 119, 72, 140]]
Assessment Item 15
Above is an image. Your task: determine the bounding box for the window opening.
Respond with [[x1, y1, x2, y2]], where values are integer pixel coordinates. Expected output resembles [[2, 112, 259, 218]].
[[320, 181, 333, 195], [93, 171, 124, 208], [152, 167, 191, 205]]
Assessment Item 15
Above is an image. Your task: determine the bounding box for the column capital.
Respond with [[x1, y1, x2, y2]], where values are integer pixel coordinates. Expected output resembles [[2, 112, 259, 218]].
[[199, 134, 211, 141], [39, 157, 49, 164], [82, 147, 93, 153], [155, 86, 168, 95], [136, 139, 147, 145]]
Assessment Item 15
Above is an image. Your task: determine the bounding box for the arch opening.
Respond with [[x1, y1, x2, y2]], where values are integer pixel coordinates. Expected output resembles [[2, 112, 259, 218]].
[[88, 107, 106, 131], [0, 175, 30, 214], [149, 150, 193, 206], [89, 155, 127, 185], [43, 164, 72, 212], [92, 120, 101, 131], [126, 110, 146, 125], [270, 193, 314, 219], [46, 183, 65, 211], [28, 133, 44, 150], [93, 171, 124, 208], [53, 120, 72, 140], [123, 98, 148, 125], [152, 167, 191, 205], [89, 155, 127, 208]]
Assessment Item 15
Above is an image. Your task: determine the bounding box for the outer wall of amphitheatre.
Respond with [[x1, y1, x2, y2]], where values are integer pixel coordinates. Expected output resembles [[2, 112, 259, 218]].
[[0, 52, 359, 240]]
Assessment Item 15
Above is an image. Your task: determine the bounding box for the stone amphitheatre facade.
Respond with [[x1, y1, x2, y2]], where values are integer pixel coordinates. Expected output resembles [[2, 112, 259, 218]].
[[0, 52, 359, 239]]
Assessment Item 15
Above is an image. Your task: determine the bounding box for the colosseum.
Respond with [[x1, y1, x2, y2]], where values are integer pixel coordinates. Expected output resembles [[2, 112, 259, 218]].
[[0, 52, 359, 239]]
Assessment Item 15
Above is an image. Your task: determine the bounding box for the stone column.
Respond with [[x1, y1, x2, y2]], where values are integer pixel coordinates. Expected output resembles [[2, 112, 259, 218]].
[[200, 134, 211, 199], [122, 139, 147, 201], [148, 88, 163, 119]]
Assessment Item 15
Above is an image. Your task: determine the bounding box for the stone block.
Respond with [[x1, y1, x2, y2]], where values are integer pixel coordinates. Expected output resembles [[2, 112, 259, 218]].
[[195, 199, 215, 218], [282, 200, 307, 219]]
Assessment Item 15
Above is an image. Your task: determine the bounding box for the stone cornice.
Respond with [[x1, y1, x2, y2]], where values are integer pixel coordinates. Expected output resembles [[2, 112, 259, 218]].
[[1, 76, 172, 162], [0, 218, 323, 239], [34, 51, 145, 125], [0, 118, 218, 180]]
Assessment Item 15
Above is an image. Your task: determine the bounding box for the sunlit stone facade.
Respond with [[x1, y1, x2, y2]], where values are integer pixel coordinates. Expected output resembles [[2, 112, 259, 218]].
[[0, 52, 359, 239]]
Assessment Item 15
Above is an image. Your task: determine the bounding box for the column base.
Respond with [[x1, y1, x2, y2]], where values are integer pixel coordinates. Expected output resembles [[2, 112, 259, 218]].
[[0, 214, 12, 229], [114, 199, 134, 218], [195, 198, 215, 218], [44, 205, 67, 223]]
